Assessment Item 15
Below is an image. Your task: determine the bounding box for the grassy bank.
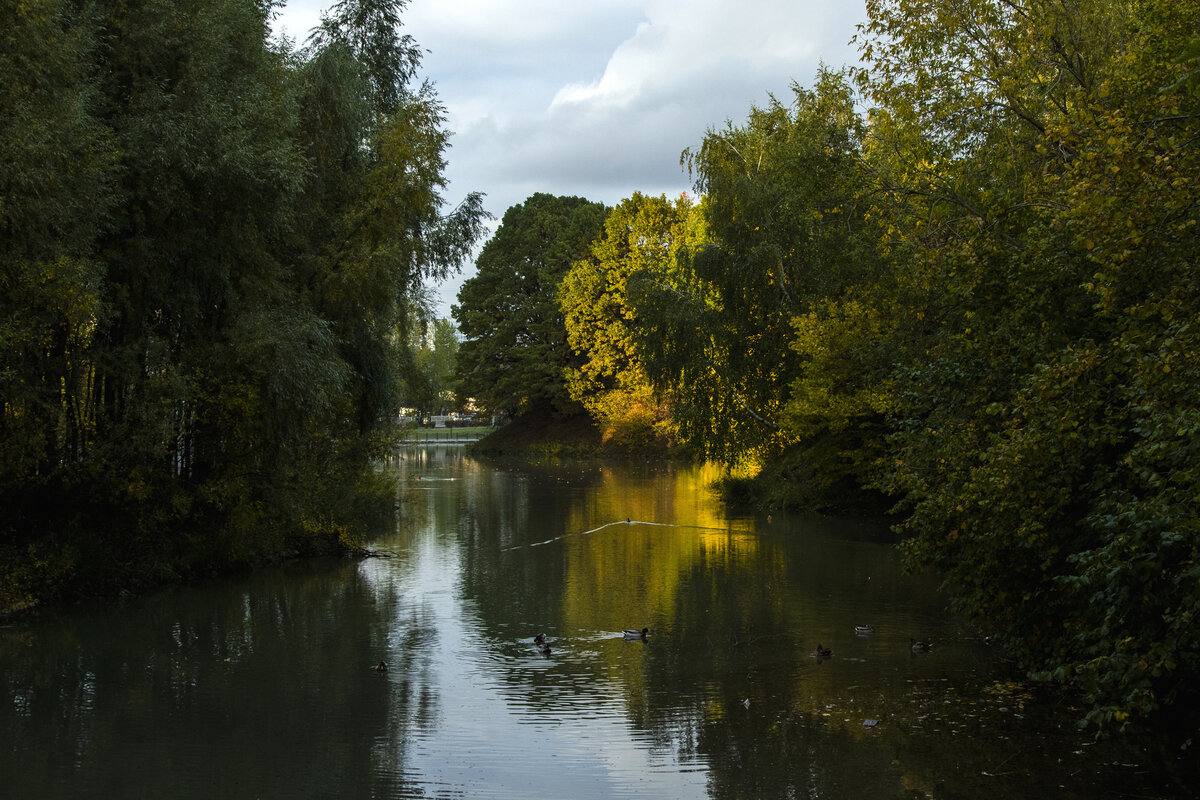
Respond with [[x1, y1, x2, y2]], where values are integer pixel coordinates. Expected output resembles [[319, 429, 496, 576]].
[[398, 426, 492, 442]]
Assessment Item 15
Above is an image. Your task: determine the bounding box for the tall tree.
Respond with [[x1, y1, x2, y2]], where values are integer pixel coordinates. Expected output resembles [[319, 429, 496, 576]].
[[634, 70, 885, 468], [858, 0, 1200, 726], [296, 0, 487, 437], [454, 193, 607, 416], [0, 0, 485, 608], [559, 192, 697, 446], [0, 0, 114, 606]]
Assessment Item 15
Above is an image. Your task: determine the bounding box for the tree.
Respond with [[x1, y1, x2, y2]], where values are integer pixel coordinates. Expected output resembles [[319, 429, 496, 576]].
[[0, 0, 486, 608], [559, 192, 697, 447], [857, 0, 1200, 726], [294, 0, 487, 437], [633, 70, 887, 471], [454, 193, 607, 416], [402, 318, 459, 420]]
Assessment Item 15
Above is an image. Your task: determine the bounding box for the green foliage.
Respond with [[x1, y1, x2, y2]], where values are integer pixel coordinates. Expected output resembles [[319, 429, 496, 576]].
[[453, 193, 608, 415], [634, 69, 888, 469], [0, 0, 112, 492], [401, 317, 460, 418], [859, 0, 1200, 727], [559, 192, 693, 447], [0, 0, 484, 608], [309, 0, 422, 117]]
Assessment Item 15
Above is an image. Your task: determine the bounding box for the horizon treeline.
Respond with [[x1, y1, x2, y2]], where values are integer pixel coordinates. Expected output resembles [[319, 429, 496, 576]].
[[0, 0, 486, 609], [453, 0, 1200, 731]]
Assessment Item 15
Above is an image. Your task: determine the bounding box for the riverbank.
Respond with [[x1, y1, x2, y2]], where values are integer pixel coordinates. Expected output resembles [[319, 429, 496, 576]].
[[472, 411, 892, 517], [721, 442, 896, 516], [0, 462, 397, 620], [0, 522, 374, 620], [469, 409, 678, 458]]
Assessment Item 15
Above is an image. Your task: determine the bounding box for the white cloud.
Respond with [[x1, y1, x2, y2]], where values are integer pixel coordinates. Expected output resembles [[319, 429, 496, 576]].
[[271, 0, 869, 314]]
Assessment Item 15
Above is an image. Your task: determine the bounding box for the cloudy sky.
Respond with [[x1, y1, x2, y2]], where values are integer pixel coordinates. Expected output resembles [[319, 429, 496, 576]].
[[271, 0, 869, 315]]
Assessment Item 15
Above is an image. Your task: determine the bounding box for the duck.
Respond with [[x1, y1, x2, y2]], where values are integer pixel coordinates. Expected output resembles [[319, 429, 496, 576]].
[[854, 625, 876, 635], [534, 633, 547, 645], [538, 641, 552, 656], [813, 644, 832, 658], [375, 661, 388, 672], [623, 628, 649, 639], [910, 638, 932, 653]]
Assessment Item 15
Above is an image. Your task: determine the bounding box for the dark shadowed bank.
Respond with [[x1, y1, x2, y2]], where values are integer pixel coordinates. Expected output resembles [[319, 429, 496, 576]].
[[0, 468, 398, 619], [718, 441, 896, 516], [469, 406, 678, 459], [473, 408, 893, 517]]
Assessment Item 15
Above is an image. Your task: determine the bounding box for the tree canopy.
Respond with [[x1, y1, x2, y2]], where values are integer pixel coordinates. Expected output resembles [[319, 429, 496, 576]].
[[0, 0, 485, 609], [559, 192, 699, 447], [631, 70, 888, 471], [453, 193, 608, 416], [855, 0, 1200, 728]]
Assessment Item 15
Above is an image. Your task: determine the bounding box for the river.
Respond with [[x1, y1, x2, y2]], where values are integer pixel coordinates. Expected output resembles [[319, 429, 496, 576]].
[[0, 448, 1190, 798]]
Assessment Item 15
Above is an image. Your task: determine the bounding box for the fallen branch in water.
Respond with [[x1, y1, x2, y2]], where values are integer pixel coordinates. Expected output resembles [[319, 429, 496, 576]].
[[351, 547, 397, 559]]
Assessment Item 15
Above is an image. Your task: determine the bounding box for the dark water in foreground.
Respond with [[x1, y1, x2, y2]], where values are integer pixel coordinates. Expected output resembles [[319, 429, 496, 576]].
[[0, 449, 1192, 798]]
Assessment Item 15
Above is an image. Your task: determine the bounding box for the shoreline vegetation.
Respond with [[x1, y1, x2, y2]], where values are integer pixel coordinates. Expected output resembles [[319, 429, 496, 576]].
[[4, 0, 1198, 749], [468, 410, 678, 459], [471, 412, 894, 517], [446, 1, 1200, 741], [1, 2, 486, 617]]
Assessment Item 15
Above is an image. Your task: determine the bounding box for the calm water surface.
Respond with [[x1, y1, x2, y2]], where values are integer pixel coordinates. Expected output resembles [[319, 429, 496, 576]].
[[1, 449, 1190, 798]]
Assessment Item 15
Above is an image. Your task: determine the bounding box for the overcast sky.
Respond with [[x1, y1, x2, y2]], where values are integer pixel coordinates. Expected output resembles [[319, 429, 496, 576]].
[[271, 0, 868, 316]]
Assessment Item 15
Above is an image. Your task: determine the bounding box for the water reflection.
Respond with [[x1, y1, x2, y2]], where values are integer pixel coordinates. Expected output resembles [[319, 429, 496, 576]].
[[0, 449, 1189, 798], [0, 559, 435, 798]]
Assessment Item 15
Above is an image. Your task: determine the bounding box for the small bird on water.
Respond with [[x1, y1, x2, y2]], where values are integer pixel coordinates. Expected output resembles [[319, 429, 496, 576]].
[[813, 644, 832, 658], [623, 628, 649, 640], [375, 661, 388, 672]]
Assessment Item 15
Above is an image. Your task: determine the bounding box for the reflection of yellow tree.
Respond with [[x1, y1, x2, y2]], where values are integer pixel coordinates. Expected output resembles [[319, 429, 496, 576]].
[[558, 463, 759, 691]]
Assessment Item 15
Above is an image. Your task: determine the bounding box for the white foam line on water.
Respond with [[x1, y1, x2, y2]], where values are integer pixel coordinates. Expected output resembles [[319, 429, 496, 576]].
[[505, 520, 731, 551], [515, 519, 629, 550]]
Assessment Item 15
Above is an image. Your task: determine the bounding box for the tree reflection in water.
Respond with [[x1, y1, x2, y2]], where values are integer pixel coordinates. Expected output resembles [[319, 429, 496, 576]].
[[0, 450, 1192, 799]]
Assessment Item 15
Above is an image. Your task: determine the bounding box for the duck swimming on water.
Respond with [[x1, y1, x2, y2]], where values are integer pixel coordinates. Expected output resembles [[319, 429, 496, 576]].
[[623, 628, 649, 640], [910, 638, 932, 653], [813, 644, 832, 658], [375, 661, 388, 672]]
